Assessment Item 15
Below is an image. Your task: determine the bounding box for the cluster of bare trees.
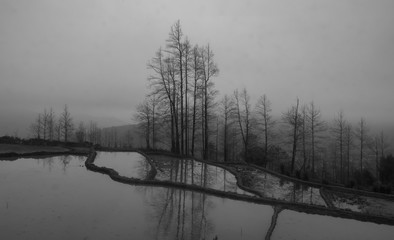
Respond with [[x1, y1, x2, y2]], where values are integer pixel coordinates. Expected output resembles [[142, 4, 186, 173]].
[[137, 20, 218, 158], [328, 113, 390, 184], [30, 105, 73, 142], [226, 92, 390, 184], [137, 77, 390, 185], [74, 121, 102, 145], [29, 105, 104, 146], [137, 21, 391, 185], [70, 121, 129, 148]]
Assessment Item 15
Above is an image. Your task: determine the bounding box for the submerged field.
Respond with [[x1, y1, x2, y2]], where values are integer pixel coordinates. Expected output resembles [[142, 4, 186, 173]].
[[1, 149, 394, 239]]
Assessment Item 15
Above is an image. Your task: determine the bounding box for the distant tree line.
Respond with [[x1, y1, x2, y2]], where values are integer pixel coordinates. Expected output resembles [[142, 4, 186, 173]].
[[136, 20, 393, 191], [30, 105, 73, 142], [28, 105, 133, 148]]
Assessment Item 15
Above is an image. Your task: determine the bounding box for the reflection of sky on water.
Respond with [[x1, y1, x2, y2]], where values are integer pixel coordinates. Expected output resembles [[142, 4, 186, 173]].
[[273, 209, 394, 240], [94, 151, 150, 179]]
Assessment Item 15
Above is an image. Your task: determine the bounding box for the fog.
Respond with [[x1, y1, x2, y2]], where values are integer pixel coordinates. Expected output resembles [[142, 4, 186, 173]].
[[1, 0, 394, 136]]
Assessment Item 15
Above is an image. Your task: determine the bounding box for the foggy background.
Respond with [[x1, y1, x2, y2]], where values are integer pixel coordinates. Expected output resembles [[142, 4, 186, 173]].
[[1, 0, 394, 137]]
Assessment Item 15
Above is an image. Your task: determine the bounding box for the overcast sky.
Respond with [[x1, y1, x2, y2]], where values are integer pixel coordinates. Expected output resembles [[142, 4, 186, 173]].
[[1, 0, 394, 135]]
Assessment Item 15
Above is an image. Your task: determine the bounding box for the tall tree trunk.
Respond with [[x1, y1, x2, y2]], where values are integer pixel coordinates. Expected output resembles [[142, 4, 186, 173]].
[[291, 98, 299, 174], [191, 90, 197, 156], [224, 114, 228, 162], [185, 67, 189, 155], [204, 78, 209, 160]]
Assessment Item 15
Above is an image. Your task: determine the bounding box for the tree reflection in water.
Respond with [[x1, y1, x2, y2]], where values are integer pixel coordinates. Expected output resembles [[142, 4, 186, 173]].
[[32, 155, 83, 174], [34, 156, 55, 172], [94, 152, 152, 179], [145, 187, 215, 240], [240, 169, 326, 206], [143, 185, 279, 240], [60, 155, 72, 172], [151, 155, 253, 196]]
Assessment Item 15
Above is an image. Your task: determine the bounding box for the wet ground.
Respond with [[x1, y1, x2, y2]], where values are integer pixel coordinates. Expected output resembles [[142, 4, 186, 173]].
[[330, 191, 394, 218]]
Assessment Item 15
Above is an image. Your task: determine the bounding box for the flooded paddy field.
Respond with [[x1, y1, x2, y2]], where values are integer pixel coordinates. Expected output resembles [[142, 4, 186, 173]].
[[272, 209, 394, 240], [94, 151, 151, 179], [149, 154, 254, 196], [233, 165, 326, 206], [1, 151, 394, 239], [329, 191, 394, 218]]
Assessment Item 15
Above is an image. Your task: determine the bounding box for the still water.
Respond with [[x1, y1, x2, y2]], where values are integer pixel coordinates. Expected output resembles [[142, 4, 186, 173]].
[[150, 155, 254, 196], [94, 151, 151, 179], [239, 167, 326, 206], [1, 154, 393, 240]]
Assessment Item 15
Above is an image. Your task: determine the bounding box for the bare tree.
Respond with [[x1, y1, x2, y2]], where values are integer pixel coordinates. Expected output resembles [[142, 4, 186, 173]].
[[355, 117, 369, 172], [369, 135, 380, 181], [234, 88, 252, 162], [124, 129, 133, 148], [255, 94, 275, 167], [60, 104, 74, 143], [200, 44, 219, 159], [379, 131, 389, 159], [30, 113, 42, 139], [298, 105, 308, 174], [282, 98, 302, 174], [220, 94, 234, 162], [146, 21, 219, 157], [47, 108, 55, 141], [135, 100, 152, 149], [88, 121, 101, 145], [332, 111, 346, 183], [307, 101, 326, 175], [54, 118, 62, 141], [344, 123, 353, 182], [75, 121, 86, 143], [148, 49, 179, 153], [190, 45, 203, 156], [42, 109, 48, 140], [183, 38, 192, 154], [166, 20, 185, 154]]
